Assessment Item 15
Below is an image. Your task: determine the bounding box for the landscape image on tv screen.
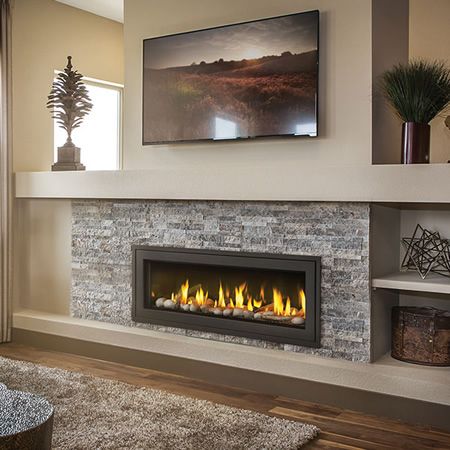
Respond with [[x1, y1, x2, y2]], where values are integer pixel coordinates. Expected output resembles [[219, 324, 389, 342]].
[[142, 11, 319, 144]]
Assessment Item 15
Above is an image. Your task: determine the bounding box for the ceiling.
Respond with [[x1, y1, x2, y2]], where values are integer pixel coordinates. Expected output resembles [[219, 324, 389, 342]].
[[55, 0, 123, 23]]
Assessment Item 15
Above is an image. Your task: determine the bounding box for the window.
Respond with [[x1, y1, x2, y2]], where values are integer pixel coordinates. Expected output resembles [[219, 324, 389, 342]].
[[53, 76, 123, 170]]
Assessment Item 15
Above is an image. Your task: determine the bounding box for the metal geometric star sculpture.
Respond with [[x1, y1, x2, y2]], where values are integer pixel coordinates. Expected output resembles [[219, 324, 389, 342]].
[[401, 224, 450, 279]]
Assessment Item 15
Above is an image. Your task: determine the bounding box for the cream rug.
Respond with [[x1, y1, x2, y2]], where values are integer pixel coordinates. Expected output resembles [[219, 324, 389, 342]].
[[0, 356, 319, 449]]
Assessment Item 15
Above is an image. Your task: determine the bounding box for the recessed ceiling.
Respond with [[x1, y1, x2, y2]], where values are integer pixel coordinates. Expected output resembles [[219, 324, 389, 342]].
[[55, 0, 123, 23]]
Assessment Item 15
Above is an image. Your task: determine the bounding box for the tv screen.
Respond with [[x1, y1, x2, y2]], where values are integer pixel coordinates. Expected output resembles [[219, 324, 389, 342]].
[[143, 10, 319, 144]]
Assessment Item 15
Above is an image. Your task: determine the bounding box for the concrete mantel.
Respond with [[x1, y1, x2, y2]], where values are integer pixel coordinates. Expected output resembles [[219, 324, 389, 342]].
[[15, 164, 450, 203]]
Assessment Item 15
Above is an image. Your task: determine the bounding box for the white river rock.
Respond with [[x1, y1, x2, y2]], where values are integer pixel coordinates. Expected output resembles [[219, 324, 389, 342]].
[[291, 316, 305, 325], [163, 299, 177, 309], [232, 308, 244, 317], [270, 316, 291, 322], [155, 298, 166, 308]]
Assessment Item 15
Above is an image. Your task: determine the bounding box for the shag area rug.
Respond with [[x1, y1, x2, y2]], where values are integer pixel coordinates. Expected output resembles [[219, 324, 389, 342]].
[[0, 356, 319, 449]]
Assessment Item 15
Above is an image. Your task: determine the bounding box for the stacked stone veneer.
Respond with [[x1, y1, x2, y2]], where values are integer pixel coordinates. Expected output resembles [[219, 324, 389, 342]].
[[71, 200, 371, 362]]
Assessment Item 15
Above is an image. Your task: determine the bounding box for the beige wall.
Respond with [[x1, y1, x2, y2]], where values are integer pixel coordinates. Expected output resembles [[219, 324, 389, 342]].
[[14, 200, 72, 314], [409, 0, 450, 163], [123, 0, 373, 171], [371, 0, 409, 164], [12, 1, 123, 314], [11, 0, 124, 172]]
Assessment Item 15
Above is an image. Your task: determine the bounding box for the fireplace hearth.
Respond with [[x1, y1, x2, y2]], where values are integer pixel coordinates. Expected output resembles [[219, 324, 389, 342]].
[[132, 246, 321, 347]]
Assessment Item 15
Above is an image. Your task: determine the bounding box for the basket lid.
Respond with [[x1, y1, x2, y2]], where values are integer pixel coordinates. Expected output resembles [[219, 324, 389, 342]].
[[393, 306, 450, 318]]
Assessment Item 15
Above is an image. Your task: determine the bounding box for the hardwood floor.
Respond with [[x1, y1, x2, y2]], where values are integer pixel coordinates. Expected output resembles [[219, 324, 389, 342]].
[[0, 343, 449, 449]]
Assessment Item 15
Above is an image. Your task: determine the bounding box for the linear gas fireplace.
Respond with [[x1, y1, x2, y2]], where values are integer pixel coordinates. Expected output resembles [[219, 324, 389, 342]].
[[132, 246, 321, 347]]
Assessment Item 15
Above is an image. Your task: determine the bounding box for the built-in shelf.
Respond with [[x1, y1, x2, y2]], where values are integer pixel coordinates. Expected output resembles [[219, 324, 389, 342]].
[[14, 164, 450, 203], [372, 271, 450, 295]]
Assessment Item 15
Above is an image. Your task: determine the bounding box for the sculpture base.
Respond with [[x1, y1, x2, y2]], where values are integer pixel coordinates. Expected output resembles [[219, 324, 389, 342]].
[[51, 162, 86, 171], [52, 144, 85, 171]]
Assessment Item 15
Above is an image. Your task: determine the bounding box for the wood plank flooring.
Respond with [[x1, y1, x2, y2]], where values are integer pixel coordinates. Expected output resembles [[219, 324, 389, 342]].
[[0, 343, 449, 449]]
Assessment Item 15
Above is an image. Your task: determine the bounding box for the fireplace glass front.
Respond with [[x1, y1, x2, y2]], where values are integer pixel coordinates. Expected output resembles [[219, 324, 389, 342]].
[[133, 247, 320, 347]]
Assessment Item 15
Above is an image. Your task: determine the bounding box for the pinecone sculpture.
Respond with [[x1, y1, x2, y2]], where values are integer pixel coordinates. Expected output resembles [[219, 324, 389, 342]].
[[47, 56, 93, 171]]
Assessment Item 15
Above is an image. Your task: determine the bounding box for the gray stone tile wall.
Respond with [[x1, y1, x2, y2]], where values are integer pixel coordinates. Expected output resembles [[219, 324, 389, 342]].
[[72, 200, 371, 362]]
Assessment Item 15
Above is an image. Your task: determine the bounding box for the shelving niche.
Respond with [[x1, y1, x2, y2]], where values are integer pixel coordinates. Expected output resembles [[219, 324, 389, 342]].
[[370, 204, 450, 363]]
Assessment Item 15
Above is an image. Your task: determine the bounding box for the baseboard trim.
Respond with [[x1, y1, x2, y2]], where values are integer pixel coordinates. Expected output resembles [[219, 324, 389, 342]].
[[11, 327, 450, 432]]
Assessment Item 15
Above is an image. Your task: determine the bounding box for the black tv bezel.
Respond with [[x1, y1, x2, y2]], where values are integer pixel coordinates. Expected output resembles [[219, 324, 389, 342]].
[[142, 9, 320, 146]]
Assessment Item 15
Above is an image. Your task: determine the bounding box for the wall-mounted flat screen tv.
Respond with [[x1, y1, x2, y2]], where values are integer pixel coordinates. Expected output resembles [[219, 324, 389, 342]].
[[142, 10, 319, 145]]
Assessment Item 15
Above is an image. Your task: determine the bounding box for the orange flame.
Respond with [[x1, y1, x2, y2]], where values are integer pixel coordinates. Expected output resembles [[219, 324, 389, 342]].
[[299, 289, 306, 318], [180, 280, 189, 304], [273, 288, 284, 316], [195, 287, 208, 306], [253, 299, 262, 308], [218, 283, 226, 308], [272, 289, 296, 316], [285, 297, 291, 316], [235, 283, 246, 309], [162, 279, 305, 320]]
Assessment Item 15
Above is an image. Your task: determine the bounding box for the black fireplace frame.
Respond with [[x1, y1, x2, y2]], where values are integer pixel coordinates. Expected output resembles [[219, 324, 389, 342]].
[[132, 246, 321, 347]]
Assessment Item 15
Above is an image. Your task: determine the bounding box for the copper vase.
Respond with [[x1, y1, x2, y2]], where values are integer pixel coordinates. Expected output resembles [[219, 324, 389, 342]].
[[401, 122, 430, 164]]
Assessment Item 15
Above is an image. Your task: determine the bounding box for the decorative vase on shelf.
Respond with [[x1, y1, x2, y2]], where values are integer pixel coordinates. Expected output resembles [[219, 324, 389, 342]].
[[401, 122, 430, 164], [380, 59, 450, 164], [47, 56, 93, 171]]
